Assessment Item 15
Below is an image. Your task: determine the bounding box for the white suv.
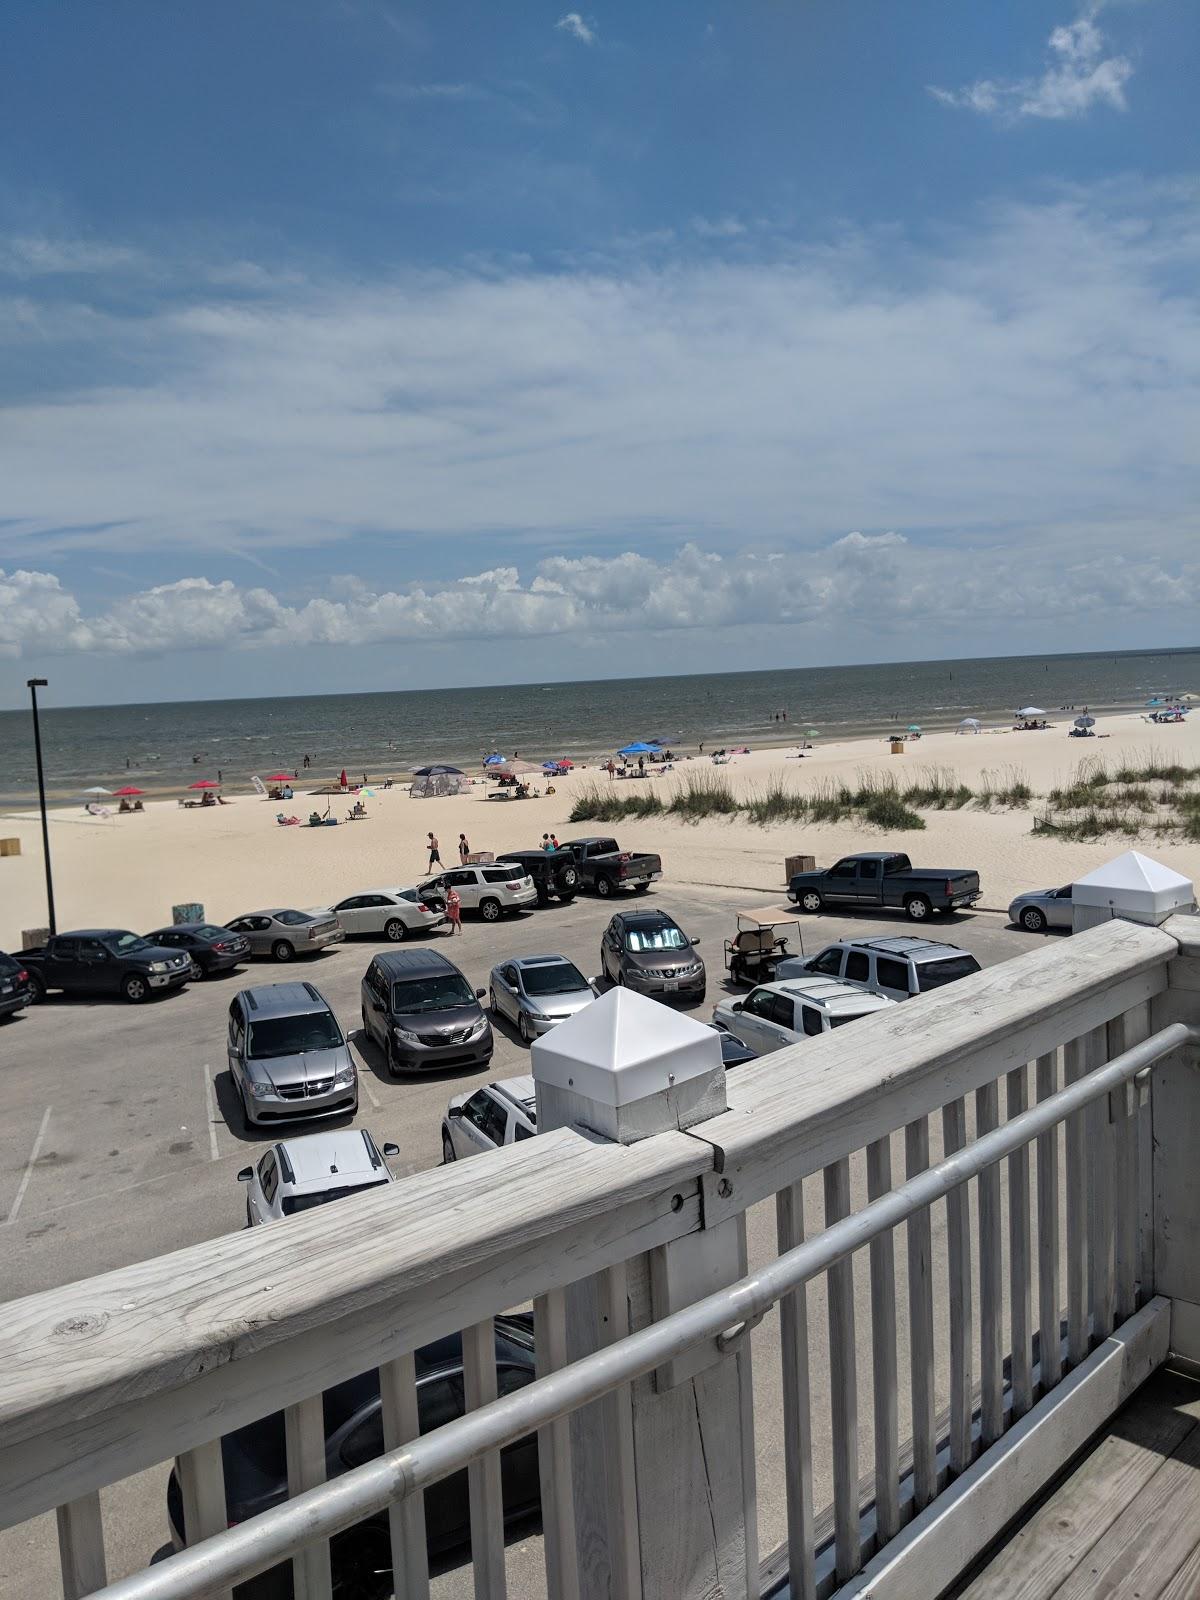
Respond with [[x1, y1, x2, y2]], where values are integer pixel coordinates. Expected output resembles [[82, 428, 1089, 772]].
[[712, 976, 894, 1057], [424, 864, 538, 922], [778, 936, 981, 1003], [238, 1128, 400, 1225], [442, 1076, 537, 1162]]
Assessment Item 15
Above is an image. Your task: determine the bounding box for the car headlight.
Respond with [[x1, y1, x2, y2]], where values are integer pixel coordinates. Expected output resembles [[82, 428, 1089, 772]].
[[149, 961, 169, 973], [468, 1016, 489, 1038], [248, 1077, 275, 1098], [333, 1064, 356, 1087], [393, 1026, 421, 1047], [523, 1006, 548, 1023]]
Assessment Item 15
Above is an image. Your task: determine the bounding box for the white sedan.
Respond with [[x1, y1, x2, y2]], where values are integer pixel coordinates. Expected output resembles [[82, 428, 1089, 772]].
[[330, 887, 446, 942]]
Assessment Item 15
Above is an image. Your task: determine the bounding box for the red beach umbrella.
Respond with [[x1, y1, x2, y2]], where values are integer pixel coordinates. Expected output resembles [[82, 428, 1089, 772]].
[[265, 773, 293, 782], [189, 779, 220, 789], [113, 786, 144, 796]]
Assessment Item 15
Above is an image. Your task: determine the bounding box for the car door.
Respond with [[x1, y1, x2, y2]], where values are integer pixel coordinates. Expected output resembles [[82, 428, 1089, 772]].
[[756, 993, 798, 1053], [362, 962, 385, 1043], [44, 936, 78, 989], [823, 859, 861, 904], [75, 936, 116, 995], [333, 895, 369, 935], [455, 1090, 499, 1156], [1049, 886, 1074, 929], [495, 964, 521, 1022], [227, 1000, 247, 1086], [479, 1096, 510, 1150], [732, 988, 775, 1053], [853, 858, 883, 905], [441, 868, 475, 910], [807, 946, 845, 979], [874, 955, 912, 1001], [250, 1150, 279, 1224], [602, 917, 623, 982], [799, 1003, 825, 1040], [843, 950, 872, 993]]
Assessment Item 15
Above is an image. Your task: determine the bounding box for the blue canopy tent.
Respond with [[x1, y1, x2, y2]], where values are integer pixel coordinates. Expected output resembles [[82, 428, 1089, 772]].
[[618, 741, 659, 756]]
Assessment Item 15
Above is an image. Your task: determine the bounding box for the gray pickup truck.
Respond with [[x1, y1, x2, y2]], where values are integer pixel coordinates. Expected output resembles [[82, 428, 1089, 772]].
[[559, 837, 663, 898], [787, 852, 981, 922], [18, 929, 193, 1003]]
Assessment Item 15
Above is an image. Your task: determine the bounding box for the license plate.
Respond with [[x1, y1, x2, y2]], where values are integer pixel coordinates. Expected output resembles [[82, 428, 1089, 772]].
[[953, 896, 968, 906], [662, 980, 680, 992], [0, 983, 11, 994]]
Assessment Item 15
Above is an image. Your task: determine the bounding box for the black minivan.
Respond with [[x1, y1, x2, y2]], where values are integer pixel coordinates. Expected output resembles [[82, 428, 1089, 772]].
[[361, 948, 493, 1074]]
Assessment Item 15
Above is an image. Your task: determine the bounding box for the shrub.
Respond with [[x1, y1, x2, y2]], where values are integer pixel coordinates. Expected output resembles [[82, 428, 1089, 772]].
[[744, 777, 809, 825], [666, 771, 739, 822], [861, 792, 926, 830], [902, 766, 972, 809]]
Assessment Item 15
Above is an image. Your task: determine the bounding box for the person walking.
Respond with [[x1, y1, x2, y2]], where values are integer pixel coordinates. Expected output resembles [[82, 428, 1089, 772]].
[[427, 832, 443, 871], [550, 833, 560, 851], [458, 832, 470, 864], [445, 884, 462, 935], [542, 833, 553, 851], [606, 758, 615, 780]]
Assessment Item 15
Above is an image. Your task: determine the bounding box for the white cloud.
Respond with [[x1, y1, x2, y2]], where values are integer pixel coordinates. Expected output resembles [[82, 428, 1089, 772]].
[[555, 12, 595, 45], [380, 81, 483, 101], [690, 215, 746, 239], [930, 10, 1133, 121]]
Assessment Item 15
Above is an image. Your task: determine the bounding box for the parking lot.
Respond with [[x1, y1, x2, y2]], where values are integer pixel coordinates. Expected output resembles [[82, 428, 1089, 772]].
[[0, 883, 1046, 1594]]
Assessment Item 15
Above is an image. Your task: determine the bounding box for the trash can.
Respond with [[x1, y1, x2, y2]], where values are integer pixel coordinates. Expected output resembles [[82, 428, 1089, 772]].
[[785, 854, 816, 879], [890, 740, 905, 755]]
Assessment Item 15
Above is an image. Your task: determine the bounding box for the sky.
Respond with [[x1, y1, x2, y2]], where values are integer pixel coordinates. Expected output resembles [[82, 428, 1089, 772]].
[[0, 0, 1197, 707]]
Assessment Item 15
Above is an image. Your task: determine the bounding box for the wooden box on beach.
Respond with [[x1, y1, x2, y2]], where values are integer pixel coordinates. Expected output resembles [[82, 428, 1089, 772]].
[[785, 854, 816, 879], [466, 852, 495, 865], [0, 837, 20, 857]]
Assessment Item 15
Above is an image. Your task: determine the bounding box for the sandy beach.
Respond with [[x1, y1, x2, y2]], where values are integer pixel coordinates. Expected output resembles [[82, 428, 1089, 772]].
[[0, 710, 1196, 949]]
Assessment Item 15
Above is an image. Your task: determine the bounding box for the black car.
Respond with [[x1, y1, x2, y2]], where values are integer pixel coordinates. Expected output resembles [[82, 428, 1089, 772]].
[[361, 948, 493, 1074], [0, 951, 34, 1020], [709, 1024, 755, 1068], [144, 923, 251, 978], [166, 1316, 539, 1599], [496, 850, 579, 906], [17, 929, 192, 1004]]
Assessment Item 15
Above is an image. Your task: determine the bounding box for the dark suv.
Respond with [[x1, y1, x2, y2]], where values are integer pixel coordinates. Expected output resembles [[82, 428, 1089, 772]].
[[496, 849, 579, 906], [0, 952, 34, 1020], [361, 949, 492, 1075], [599, 909, 706, 1004]]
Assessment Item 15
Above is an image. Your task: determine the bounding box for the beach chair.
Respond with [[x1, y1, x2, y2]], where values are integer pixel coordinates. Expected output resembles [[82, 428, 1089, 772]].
[[85, 803, 112, 820]]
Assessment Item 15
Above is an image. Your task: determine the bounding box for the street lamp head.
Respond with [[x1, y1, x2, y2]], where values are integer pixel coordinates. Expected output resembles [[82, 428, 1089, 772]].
[[27, 678, 48, 688]]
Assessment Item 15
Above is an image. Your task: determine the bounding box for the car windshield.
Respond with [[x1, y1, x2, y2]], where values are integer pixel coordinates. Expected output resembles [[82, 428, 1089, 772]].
[[193, 925, 229, 941], [917, 956, 981, 990], [275, 910, 315, 926], [522, 961, 587, 996], [392, 975, 475, 1013], [625, 926, 688, 952], [281, 1182, 388, 1216], [104, 933, 150, 955], [248, 1013, 344, 1058], [0, 953, 19, 976]]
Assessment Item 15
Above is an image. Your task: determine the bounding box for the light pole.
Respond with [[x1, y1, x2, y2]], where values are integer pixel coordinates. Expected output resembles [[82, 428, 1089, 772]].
[[26, 677, 55, 935]]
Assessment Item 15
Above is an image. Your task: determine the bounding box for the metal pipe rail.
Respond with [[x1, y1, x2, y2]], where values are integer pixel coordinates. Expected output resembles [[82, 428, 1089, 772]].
[[91, 1020, 1198, 1600]]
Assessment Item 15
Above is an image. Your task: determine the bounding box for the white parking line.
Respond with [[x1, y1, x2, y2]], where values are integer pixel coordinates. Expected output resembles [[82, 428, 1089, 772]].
[[360, 1072, 381, 1111], [4, 1105, 52, 1227], [203, 1065, 221, 1161]]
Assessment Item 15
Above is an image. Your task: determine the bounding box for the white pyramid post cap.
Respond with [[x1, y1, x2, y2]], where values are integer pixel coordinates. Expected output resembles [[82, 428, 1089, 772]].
[[532, 985, 727, 1144], [1072, 850, 1195, 931]]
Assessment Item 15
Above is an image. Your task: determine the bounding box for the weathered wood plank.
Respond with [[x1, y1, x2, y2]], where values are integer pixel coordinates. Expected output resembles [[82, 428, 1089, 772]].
[[534, 1288, 580, 1600], [905, 1117, 937, 1513], [0, 1126, 707, 1530], [941, 1099, 973, 1474], [976, 1079, 1003, 1447], [1006, 1065, 1033, 1420], [825, 1156, 860, 1582], [596, 1261, 641, 1600], [1063, 1035, 1090, 1369], [285, 1395, 332, 1600], [866, 1137, 900, 1546], [177, 1438, 230, 1600], [1110, 1004, 1151, 1323], [463, 1318, 506, 1600], [777, 1181, 816, 1600], [380, 1352, 429, 1600], [1034, 1051, 1062, 1396], [1088, 1024, 1116, 1345], [956, 1366, 1200, 1600], [56, 1492, 106, 1600]]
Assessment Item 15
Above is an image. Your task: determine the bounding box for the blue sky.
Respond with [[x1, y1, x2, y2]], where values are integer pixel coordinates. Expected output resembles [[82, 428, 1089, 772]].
[[0, 0, 1197, 705]]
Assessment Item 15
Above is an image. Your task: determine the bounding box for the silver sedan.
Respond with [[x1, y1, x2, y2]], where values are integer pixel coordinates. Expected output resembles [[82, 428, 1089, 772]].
[[1008, 884, 1074, 933], [224, 908, 345, 962], [488, 954, 598, 1043]]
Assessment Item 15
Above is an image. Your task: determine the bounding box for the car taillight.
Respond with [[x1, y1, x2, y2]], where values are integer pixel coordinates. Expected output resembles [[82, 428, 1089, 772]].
[[505, 882, 520, 892], [212, 942, 230, 952], [946, 879, 953, 897], [417, 902, 430, 913], [17, 969, 28, 983]]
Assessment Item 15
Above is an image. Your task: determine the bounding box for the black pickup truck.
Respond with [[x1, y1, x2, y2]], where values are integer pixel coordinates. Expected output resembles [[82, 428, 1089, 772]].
[[559, 837, 663, 898], [497, 849, 580, 906], [787, 852, 981, 922], [18, 929, 193, 1004]]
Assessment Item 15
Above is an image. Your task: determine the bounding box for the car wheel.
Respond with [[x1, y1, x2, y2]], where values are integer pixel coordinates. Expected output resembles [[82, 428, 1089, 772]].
[[25, 974, 46, 1004], [188, 960, 204, 982], [480, 897, 502, 922], [799, 890, 823, 913], [596, 875, 614, 897], [1021, 906, 1048, 933], [904, 895, 932, 922], [518, 1011, 532, 1044], [122, 972, 150, 1003], [560, 866, 578, 890], [384, 919, 406, 942], [443, 1134, 456, 1164], [387, 1039, 404, 1078], [272, 940, 295, 962]]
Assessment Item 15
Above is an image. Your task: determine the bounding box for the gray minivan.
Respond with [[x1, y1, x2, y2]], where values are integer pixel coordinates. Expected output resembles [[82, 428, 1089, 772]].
[[227, 982, 358, 1126], [361, 948, 493, 1075], [778, 936, 981, 1002]]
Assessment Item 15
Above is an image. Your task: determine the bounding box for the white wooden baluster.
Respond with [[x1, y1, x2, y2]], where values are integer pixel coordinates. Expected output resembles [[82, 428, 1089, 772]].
[[976, 1079, 1003, 1447], [776, 1182, 816, 1600], [1063, 1035, 1090, 1367], [824, 1157, 860, 1582], [904, 1116, 937, 1511], [535, 1288, 581, 1600], [1035, 1051, 1062, 1393], [941, 1099, 973, 1474], [597, 1261, 642, 1600], [1087, 1024, 1116, 1343], [285, 1395, 333, 1600], [463, 1317, 507, 1600], [178, 1440, 231, 1600], [1006, 1065, 1034, 1420], [380, 1352, 430, 1600], [56, 1492, 107, 1600], [865, 1137, 900, 1545], [1110, 1005, 1150, 1323]]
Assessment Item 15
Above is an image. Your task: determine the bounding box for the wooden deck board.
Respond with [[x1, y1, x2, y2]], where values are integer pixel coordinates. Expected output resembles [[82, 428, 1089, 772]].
[[957, 1368, 1200, 1600]]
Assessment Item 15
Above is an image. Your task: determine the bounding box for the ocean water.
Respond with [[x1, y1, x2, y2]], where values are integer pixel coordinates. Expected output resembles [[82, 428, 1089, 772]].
[[0, 646, 1195, 807]]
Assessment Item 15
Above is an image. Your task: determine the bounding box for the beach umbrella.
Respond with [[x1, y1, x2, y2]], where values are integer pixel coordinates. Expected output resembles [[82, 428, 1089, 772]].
[[958, 718, 981, 732], [1074, 715, 1096, 729], [411, 764, 465, 777], [1016, 706, 1045, 718], [618, 741, 657, 755], [83, 786, 113, 796], [189, 779, 220, 789], [265, 772, 293, 782], [908, 724, 922, 734], [1179, 692, 1198, 703], [1146, 698, 1162, 707], [483, 753, 505, 766], [113, 785, 144, 796], [496, 759, 540, 776], [806, 728, 820, 738]]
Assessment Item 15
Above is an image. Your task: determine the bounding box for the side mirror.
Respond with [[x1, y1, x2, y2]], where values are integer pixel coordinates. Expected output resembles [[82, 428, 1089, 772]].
[[474, 987, 486, 1000], [447, 1105, 463, 1118], [730, 1001, 744, 1013], [237, 1167, 253, 1183], [382, 1142, 400, 1158], [691, 936, 701, 946]]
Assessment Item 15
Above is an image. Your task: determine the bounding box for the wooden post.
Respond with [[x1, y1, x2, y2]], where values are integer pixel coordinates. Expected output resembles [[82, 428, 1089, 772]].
[[533, 987, 755, 1600]]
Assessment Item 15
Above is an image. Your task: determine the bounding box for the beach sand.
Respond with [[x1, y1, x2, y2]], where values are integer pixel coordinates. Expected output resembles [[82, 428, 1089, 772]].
[[0, 711, 1196, 948]]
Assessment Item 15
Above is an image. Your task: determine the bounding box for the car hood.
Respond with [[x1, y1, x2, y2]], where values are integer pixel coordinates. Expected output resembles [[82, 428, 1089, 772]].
[[394, 1004, 485, 1035], [529, 987, 596, 1020], [253, 1044, 353, 1088], [625, 949, 699, 972], [142, 944, 191, 965]]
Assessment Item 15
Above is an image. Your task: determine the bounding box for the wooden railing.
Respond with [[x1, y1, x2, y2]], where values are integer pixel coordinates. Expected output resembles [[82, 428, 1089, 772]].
[[0, 913, 1197, 1600]]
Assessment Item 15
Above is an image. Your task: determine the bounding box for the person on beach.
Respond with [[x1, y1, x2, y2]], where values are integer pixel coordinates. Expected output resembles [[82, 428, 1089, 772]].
[[458, 833, 470, 864], [550, 833, 560, 851], [606, 759, 615, 779], [445, 884, 462, 935], [427, 832, 442, 871], [303, 754, 310, 769], [542, 833, 553, 851]]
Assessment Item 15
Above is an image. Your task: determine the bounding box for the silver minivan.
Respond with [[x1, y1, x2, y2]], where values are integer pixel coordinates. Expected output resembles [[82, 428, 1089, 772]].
[[227, 982, 358, 1126]]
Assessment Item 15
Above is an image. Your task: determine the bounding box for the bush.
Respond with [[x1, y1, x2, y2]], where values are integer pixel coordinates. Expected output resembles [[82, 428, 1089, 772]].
[[744, 777, 809, 825], [902, 766, 972, 809], [666, 771, 740, 822], [567, 783, 663, 824], [861, 792, 926, 830]]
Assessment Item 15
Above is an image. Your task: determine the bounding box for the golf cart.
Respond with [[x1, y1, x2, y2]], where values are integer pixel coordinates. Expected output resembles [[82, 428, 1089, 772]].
[[723, 906, 804, 988]]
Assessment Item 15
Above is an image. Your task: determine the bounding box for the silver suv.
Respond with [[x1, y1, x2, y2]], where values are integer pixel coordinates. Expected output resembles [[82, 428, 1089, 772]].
[[779, 936, 981, 1002], [442, 1076, 537, 1163], [227, 982, 358, 1126], [238, 1128, 399, 1224]]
